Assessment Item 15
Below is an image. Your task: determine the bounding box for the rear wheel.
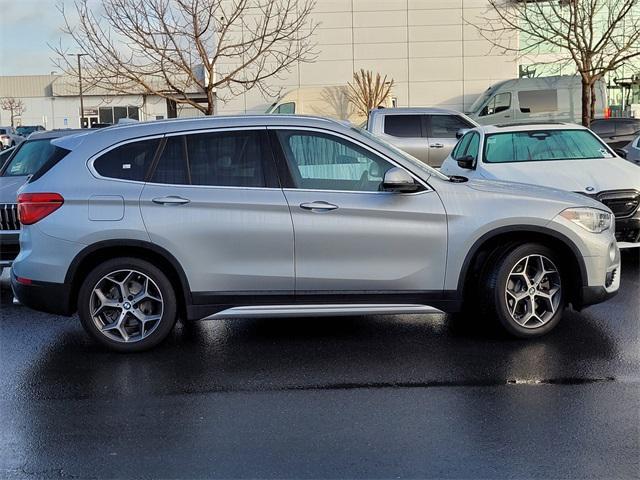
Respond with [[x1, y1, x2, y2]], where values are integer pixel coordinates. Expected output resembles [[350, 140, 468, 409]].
[[77, 257, 177, 352], [481, 243, 565, 337]]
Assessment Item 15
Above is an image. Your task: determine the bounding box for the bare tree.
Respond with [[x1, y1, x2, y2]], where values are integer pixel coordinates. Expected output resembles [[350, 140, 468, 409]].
[[0, 98, 26, 127], [52, 0, 318, 115], [346, 69, 394, 119], [473, 0, 640, 127]]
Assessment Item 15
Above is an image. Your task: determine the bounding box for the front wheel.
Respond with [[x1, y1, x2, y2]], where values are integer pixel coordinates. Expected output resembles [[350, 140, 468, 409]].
[[77, 257, 177, 352], [482, 243, 565, 337]]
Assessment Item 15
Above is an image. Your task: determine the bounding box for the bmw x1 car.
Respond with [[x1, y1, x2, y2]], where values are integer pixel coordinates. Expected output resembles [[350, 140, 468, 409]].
[[12, 116, 620, 351]]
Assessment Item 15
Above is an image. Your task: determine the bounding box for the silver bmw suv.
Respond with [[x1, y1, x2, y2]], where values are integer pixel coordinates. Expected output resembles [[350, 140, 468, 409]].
[[12, 116, 620, 352]]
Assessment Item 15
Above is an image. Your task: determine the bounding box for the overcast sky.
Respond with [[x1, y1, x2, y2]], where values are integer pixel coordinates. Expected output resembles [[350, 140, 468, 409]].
[[0, 0, 73, 76]]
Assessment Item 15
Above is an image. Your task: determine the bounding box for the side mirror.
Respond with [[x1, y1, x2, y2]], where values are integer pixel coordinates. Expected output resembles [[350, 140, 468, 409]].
[[456, 155, 475, 169], [613, 148, 627, 159], [382, 167, 420, 193], [456, 128, 471, 139]]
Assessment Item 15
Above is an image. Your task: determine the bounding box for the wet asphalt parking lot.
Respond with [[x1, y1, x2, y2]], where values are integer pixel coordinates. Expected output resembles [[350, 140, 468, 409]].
[[0, 253, 638, 479]]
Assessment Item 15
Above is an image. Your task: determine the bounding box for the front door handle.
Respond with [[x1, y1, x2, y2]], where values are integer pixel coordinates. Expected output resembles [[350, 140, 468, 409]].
[[152, 196, 191, 205], [300, 201, 338, 212], [430, 143, 444, 148]]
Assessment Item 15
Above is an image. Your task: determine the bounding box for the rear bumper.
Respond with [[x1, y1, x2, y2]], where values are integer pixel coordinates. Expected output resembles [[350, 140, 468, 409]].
[[0, 232, 20, 265], [11, 272, 74, 316]]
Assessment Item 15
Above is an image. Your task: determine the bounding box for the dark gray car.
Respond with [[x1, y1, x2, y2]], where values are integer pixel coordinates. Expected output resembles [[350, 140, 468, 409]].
[[0, 129, 85, 271]]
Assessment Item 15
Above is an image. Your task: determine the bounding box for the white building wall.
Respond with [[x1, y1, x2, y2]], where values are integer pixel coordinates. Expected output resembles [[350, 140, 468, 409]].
[[216, 0, 518, 115]]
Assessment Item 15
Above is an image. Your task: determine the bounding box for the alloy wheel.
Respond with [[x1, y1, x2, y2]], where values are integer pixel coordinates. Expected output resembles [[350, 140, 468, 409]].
[[90, 269, 164, 343], [504, 254, 561, 328]]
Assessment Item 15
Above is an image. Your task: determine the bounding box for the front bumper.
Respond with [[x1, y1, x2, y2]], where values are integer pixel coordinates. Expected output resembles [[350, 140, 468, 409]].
[[11, 272, 74, 316], [614, 213, 640, 248]]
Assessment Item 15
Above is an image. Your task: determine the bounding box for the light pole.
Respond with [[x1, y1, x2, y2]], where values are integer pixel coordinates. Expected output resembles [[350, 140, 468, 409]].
[[68, 53, 88, 127]]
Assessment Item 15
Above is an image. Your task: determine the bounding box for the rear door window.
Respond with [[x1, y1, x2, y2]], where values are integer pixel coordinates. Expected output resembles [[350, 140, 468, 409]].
[[149, 130, 269, 188], [93, 138, 160, 181], [383, 115, 423, 138]]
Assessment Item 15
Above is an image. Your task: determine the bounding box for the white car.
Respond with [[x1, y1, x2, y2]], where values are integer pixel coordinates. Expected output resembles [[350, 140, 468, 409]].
[[441, 122, 640, 249], [0, 126, 25, 150]]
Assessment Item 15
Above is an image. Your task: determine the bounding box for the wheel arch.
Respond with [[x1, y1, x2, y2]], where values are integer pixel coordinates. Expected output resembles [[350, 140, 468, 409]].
[[457, 226, 588, 307], [65, 240, 191, 318]]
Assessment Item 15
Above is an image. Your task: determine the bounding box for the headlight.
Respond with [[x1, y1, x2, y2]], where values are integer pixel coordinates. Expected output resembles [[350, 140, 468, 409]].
[[559, 207, 613, 233]]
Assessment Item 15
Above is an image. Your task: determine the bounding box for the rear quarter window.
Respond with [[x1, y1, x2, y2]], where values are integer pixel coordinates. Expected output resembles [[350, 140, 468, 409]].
[[93, 138, 160, 181]]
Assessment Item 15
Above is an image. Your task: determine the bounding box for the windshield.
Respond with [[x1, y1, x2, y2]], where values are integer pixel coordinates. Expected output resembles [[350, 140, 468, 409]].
[[484, 129, 614, 163], [16, 126, 38, 136], [468, 89, 493, 114], [1, 139, 67, 176], [354, 127, 449, 181]]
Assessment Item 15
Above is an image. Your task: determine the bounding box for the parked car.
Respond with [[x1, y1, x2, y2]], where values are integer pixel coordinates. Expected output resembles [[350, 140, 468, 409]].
[[440, 122, 640, 248], [590, 118, 640, 149], [466, 76, 607, 126], [366, 108, 478, 167], [11, 115, 620, 351], [621, 134, 640, 164], [0, 126, 25, 150], [16, 125, 46, 137], [0, 129, 86, 272]]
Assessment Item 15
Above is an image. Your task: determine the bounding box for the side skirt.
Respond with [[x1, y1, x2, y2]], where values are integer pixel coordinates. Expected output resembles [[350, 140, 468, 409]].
[[186, 290, 461, 321], [203, 304, 443, 320]]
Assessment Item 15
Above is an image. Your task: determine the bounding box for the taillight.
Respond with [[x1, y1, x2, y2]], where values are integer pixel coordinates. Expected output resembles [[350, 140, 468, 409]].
[[17, 193, 64, 225], [604, 107, 611, 119]]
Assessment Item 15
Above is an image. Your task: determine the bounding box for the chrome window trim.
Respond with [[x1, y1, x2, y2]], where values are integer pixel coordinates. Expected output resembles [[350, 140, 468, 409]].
[[87, 127, 275, 188], [267, 125, 433, 194], [87, 134, 165, 185]]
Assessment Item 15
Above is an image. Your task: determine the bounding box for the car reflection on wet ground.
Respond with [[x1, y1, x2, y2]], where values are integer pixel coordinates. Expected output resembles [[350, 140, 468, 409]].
[[0, 253, 638, 479]]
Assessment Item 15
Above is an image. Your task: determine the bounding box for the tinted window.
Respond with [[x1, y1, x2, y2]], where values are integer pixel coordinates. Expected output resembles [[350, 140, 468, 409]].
[[590, 120, 615, 136], [518, 89, 558, 113], [187, 130, 266, 187], [0, 129, 6, 135], [384, 115, 422, 138], [2, 139, 69, 177], [94, 138, 160, 181], [616, 121, 640, 136], [430, 115, 472, 138], [277, 130, 395, 192], [151, 136, 189, 185], [484, 130, 612, 163]]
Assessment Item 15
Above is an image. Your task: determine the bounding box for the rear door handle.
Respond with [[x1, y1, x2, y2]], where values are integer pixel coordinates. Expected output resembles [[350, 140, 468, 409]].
[[300, 201, 338, 212], [152, 196, 191, 205], [430, 143, 444, 148]]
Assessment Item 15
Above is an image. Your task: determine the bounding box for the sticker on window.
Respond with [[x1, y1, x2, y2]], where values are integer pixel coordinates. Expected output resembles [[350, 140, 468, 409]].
[[599, 149, 613, 158], [122, 164, 132, 169]]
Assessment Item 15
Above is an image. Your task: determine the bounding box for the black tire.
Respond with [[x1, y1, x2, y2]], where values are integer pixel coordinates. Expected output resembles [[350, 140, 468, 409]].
[[77, 257, 177, 352], [479, 243, 565, 338]]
